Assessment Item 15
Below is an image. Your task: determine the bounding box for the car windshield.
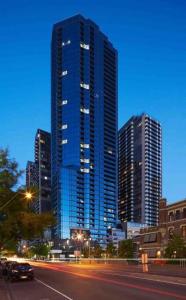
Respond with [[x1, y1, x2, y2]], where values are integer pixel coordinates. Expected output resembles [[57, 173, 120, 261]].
[[13, 263, 31, 270]]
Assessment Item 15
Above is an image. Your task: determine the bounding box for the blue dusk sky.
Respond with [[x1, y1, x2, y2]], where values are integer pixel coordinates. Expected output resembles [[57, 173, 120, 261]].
[[0, 0, 186, 202]]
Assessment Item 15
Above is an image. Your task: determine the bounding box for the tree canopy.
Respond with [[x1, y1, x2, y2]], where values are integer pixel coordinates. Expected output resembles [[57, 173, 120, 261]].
[[165, 235, 186, 258], [29, 244, 51, 258], [0, 148, 55, 253], [118, 239, 133, 258], [93, 244, 103, 258], [106, 242, 116, 257]]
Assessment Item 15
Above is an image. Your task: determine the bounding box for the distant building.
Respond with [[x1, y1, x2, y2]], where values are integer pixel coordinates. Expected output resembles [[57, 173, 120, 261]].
[[122, 222, 146, 240], [35, 129, 51, 213], [51, 15, 118, 245], [118, 114, 162, 226], [108, 226, 126, 249], [26, 161, 37, 188], [26, 129, 51, 214], [134, 198, 186, 258]]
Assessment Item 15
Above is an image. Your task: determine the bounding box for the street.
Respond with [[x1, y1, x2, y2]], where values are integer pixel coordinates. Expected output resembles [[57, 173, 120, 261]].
[[1, 262, 186, 300]]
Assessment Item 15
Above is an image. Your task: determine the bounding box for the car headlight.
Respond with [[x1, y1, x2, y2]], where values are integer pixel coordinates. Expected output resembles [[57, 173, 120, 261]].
[[12, 270, 18, 273]]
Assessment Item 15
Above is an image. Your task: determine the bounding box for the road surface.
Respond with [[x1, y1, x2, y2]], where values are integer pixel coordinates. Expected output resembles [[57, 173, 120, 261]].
[[1, 262, 186, 300]]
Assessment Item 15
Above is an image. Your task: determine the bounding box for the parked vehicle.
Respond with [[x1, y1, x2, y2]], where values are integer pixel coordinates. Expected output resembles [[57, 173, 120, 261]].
[[7, 263, 34, 281], [2, 261, 17, 276], [0, 257, 7, 265]]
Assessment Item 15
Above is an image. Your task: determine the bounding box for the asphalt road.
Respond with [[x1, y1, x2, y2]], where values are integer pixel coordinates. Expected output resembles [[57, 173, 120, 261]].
[[2, 262, 186, 300]]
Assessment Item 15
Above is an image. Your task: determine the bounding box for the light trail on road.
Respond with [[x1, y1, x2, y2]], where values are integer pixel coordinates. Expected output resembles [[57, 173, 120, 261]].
[[31, 262, 186, 300]]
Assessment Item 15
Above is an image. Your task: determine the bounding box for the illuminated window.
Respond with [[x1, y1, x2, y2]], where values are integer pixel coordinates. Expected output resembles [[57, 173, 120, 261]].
[[80, 83, 89, 90], [80, 107, 90, 114], [44, 176, 48, 180], [80, 158, 90, 163], [62, 40, 71, 47], [107, 148, 113, 154], [61, 139, 68, 144], [80, 43, 90, 50], [40, 139, 45, 144], [80, 168, 90, 173], [61, 70, 68, 76], [62, 124, 68, 130], [62, 100, 68, 105], [80, 143, 90, 149]]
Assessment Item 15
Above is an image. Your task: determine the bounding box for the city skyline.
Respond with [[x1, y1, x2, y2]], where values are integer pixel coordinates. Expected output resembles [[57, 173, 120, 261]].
[[0, 0, 186, 202]]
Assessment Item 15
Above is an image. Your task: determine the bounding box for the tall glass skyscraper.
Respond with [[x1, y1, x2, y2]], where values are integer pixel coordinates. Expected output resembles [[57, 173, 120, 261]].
[[51, 15, 118, 244], [118, 114, 162, 226]]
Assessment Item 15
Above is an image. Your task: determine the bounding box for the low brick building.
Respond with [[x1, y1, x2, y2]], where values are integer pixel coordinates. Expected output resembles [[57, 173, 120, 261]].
[[134, 198, 186, 257]]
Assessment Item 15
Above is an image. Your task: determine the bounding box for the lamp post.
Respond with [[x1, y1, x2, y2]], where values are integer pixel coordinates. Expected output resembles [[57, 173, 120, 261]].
[[83, 237, 91, 258], [77, 233, 83, 255], [0, 190, 33, 211], [88, 238, 91, 257]]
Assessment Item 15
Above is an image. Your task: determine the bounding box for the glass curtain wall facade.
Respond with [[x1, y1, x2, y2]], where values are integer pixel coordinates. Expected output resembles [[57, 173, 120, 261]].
[[118, 114, 162, 226], [51, 15, 118, 244]]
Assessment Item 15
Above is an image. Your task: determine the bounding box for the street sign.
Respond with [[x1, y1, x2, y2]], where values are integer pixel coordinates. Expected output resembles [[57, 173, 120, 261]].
[[142, 253, 148, 264], [50, 249, 62, 254]]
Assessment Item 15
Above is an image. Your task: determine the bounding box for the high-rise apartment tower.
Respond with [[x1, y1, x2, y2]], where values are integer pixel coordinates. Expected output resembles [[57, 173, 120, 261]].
[[51, 15, 118, 244], [35, 129, 51, 213], [118, 114, 162, 226]]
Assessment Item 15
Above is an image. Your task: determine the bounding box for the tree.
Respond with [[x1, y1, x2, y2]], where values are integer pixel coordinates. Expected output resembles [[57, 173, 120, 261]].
[[118, 239, 133, 258], [106, 242, 116, 257], [0, 148, 55, 252], [93, 244, 103, 258], [82, 247, 89, 258], [165, 235, 186, 258], [30, 244, 50, 258], [0, 148, 23, 191]]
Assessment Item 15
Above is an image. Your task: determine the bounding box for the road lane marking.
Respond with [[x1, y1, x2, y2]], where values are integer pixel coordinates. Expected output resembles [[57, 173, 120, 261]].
[[97, 271, 186, 286], [35, 278, 73, 300], [6, 292, 12, 300]]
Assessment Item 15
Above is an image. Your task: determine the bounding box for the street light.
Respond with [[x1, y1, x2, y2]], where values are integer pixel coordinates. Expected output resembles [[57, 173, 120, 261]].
[[84, 237, 91, 257], [0, 190, 33, 211], [25, 191, 33, 200], [157, 250, 161, 258], [77, 233, 83, 241], [76, 233, 83, 255]]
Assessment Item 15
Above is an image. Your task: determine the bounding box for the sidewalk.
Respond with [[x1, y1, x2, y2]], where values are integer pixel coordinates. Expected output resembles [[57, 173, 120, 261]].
[[127, 272, 186, 286], [0, 278, 10, 300]]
